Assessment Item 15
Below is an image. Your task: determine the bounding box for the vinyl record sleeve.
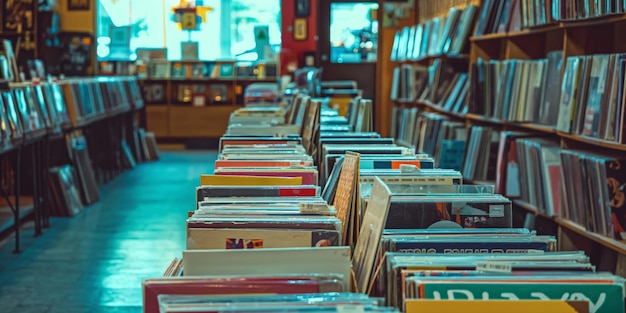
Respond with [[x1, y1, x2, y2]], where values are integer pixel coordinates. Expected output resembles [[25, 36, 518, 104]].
[[186, 228, 341, 250], [182, 247, 352, 291], [380, 195, 512, 229], [196, 185, 319, 200], [143, 276, 343, 313], [187, 216, 341, 231], [415, 281, 623, 313]]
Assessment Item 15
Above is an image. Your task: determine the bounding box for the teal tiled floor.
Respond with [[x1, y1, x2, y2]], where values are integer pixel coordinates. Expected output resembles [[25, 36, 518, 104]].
[[0, 151, 216, 312]]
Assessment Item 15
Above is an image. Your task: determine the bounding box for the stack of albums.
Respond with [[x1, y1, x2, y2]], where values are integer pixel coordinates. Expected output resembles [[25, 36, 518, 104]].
[[384, 251, 624, 312], [156, 293, 400, 313], [189, 189, 343, 250]]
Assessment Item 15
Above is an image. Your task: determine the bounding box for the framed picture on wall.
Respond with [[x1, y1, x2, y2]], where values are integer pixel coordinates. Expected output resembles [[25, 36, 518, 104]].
[[293, 18, 308, 41], [295, 0, 310, 17], [3, 0, 35, 32], [67, 0, 90, 11]]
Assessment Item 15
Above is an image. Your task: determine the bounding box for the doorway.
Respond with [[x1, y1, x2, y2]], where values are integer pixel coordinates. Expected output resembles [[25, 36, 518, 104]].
[[317, 0, 379, 101]]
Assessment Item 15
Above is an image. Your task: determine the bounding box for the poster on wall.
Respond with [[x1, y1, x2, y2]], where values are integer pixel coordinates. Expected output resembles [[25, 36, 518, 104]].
[[293, 18, 308, 41], [295, 0, 310, 17], [3, 0, 35, 33]]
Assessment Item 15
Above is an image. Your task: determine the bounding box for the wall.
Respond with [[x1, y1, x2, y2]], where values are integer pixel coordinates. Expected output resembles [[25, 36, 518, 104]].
[[56, 0, 96, 33], [375, 1, 416, 136], [55, 0, 96, 74], [280, 0, 318, 75]]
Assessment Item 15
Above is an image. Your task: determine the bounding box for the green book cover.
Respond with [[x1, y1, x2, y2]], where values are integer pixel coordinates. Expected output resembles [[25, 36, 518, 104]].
[[421, 281, 624, 313]]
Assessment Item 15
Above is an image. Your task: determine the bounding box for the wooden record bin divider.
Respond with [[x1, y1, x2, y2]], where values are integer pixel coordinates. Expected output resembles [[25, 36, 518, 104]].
[[391, 1, 626, 278], [0, 76, 146, 253]]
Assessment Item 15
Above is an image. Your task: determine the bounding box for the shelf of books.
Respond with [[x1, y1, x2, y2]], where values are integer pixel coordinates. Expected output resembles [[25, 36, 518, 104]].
[[388, 0, 626, 282], [138, 90, 626, 313], [139, 60, 279, 138]]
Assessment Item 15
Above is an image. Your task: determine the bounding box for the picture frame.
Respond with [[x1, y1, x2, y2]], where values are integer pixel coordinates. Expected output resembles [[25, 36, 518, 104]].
[[293, 18, 308, 41], [3, 0, 35, 32], [295, 0, 310, 17], [67, 0, 90, 11]]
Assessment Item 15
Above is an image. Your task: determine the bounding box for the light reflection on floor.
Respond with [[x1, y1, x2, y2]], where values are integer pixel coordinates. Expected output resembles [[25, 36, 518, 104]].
[[0, 151, 216, 313]]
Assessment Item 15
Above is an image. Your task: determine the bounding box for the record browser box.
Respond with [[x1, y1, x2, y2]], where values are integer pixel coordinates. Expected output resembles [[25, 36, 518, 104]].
[[360, 183, 512, 229], [189, 183, 342, 250]]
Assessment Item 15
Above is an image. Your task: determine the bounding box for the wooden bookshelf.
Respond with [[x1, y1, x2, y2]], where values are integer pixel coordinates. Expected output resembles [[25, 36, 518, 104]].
[[140, 75, 277, 139], [387, 1, 626, 277]]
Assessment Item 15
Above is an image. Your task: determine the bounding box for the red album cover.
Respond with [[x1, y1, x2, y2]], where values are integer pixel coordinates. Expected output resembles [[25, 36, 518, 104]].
[[143, 277, 325, 313], [214, 160, 313, 169], [219, 140, 295, 151]]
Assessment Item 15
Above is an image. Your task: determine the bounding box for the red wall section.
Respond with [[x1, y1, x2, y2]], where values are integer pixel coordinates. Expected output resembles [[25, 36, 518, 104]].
[[280, 0, 318, 76]]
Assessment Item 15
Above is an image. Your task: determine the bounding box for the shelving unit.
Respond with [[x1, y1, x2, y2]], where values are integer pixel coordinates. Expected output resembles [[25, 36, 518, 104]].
[[388, 1, 626, 278], [139, 60, 279, 139], [397, 99, 626, 277]]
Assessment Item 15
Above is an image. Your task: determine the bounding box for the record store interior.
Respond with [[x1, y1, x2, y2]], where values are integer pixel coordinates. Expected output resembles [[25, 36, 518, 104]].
[[1, 0, 626, 312]]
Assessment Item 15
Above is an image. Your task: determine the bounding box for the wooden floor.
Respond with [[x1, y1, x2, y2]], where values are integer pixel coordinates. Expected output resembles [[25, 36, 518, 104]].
[[0, 150, 217, 313]]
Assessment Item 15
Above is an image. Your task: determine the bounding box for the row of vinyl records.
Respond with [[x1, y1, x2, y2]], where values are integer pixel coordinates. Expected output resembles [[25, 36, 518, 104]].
[[392, 107, 626, 241], [138, 91, 625, 313], [0, 76, 144, 153], [394, 0, 626, 59], [144, 60, 279, 80], [391, 60, 470, 109], [390, 5, 477, 62], [471, 52, 626, 144], [48, 128, 159, 217], [393, 50, 626, 145], [476, 0, 626, 37]]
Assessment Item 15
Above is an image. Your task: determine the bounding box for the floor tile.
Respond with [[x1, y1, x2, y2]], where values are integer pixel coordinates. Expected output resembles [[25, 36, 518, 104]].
[[0, 150, 216, 312]]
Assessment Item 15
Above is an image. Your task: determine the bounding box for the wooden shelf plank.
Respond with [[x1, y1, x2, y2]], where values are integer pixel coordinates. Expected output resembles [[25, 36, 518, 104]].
[[558, 131, 626, 151], [470, 32, 509, 42], [508, 24, 562, 37], [512, 199, 626, 255], [416, 100, 466, 120], [401, 54, 470, 65], [513, 199, 552, 219], [561, 13, 626, 28], [512, 122, 558, 134], [465, 113, 503, 125]]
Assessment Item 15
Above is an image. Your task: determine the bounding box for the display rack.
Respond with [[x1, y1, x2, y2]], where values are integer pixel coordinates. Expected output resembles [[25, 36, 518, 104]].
[[0, 76, 146, 252], [388, 1, 626, 278], [139, 60, 279, 139]]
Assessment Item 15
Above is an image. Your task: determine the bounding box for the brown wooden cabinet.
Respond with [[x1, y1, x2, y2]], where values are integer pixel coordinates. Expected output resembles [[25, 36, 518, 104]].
[[139, 60, 278, 138]]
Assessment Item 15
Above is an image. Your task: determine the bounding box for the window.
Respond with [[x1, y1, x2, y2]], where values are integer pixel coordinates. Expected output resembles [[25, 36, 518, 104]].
[[96, 0, 281, 61], [329, 2, 379, 64]]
